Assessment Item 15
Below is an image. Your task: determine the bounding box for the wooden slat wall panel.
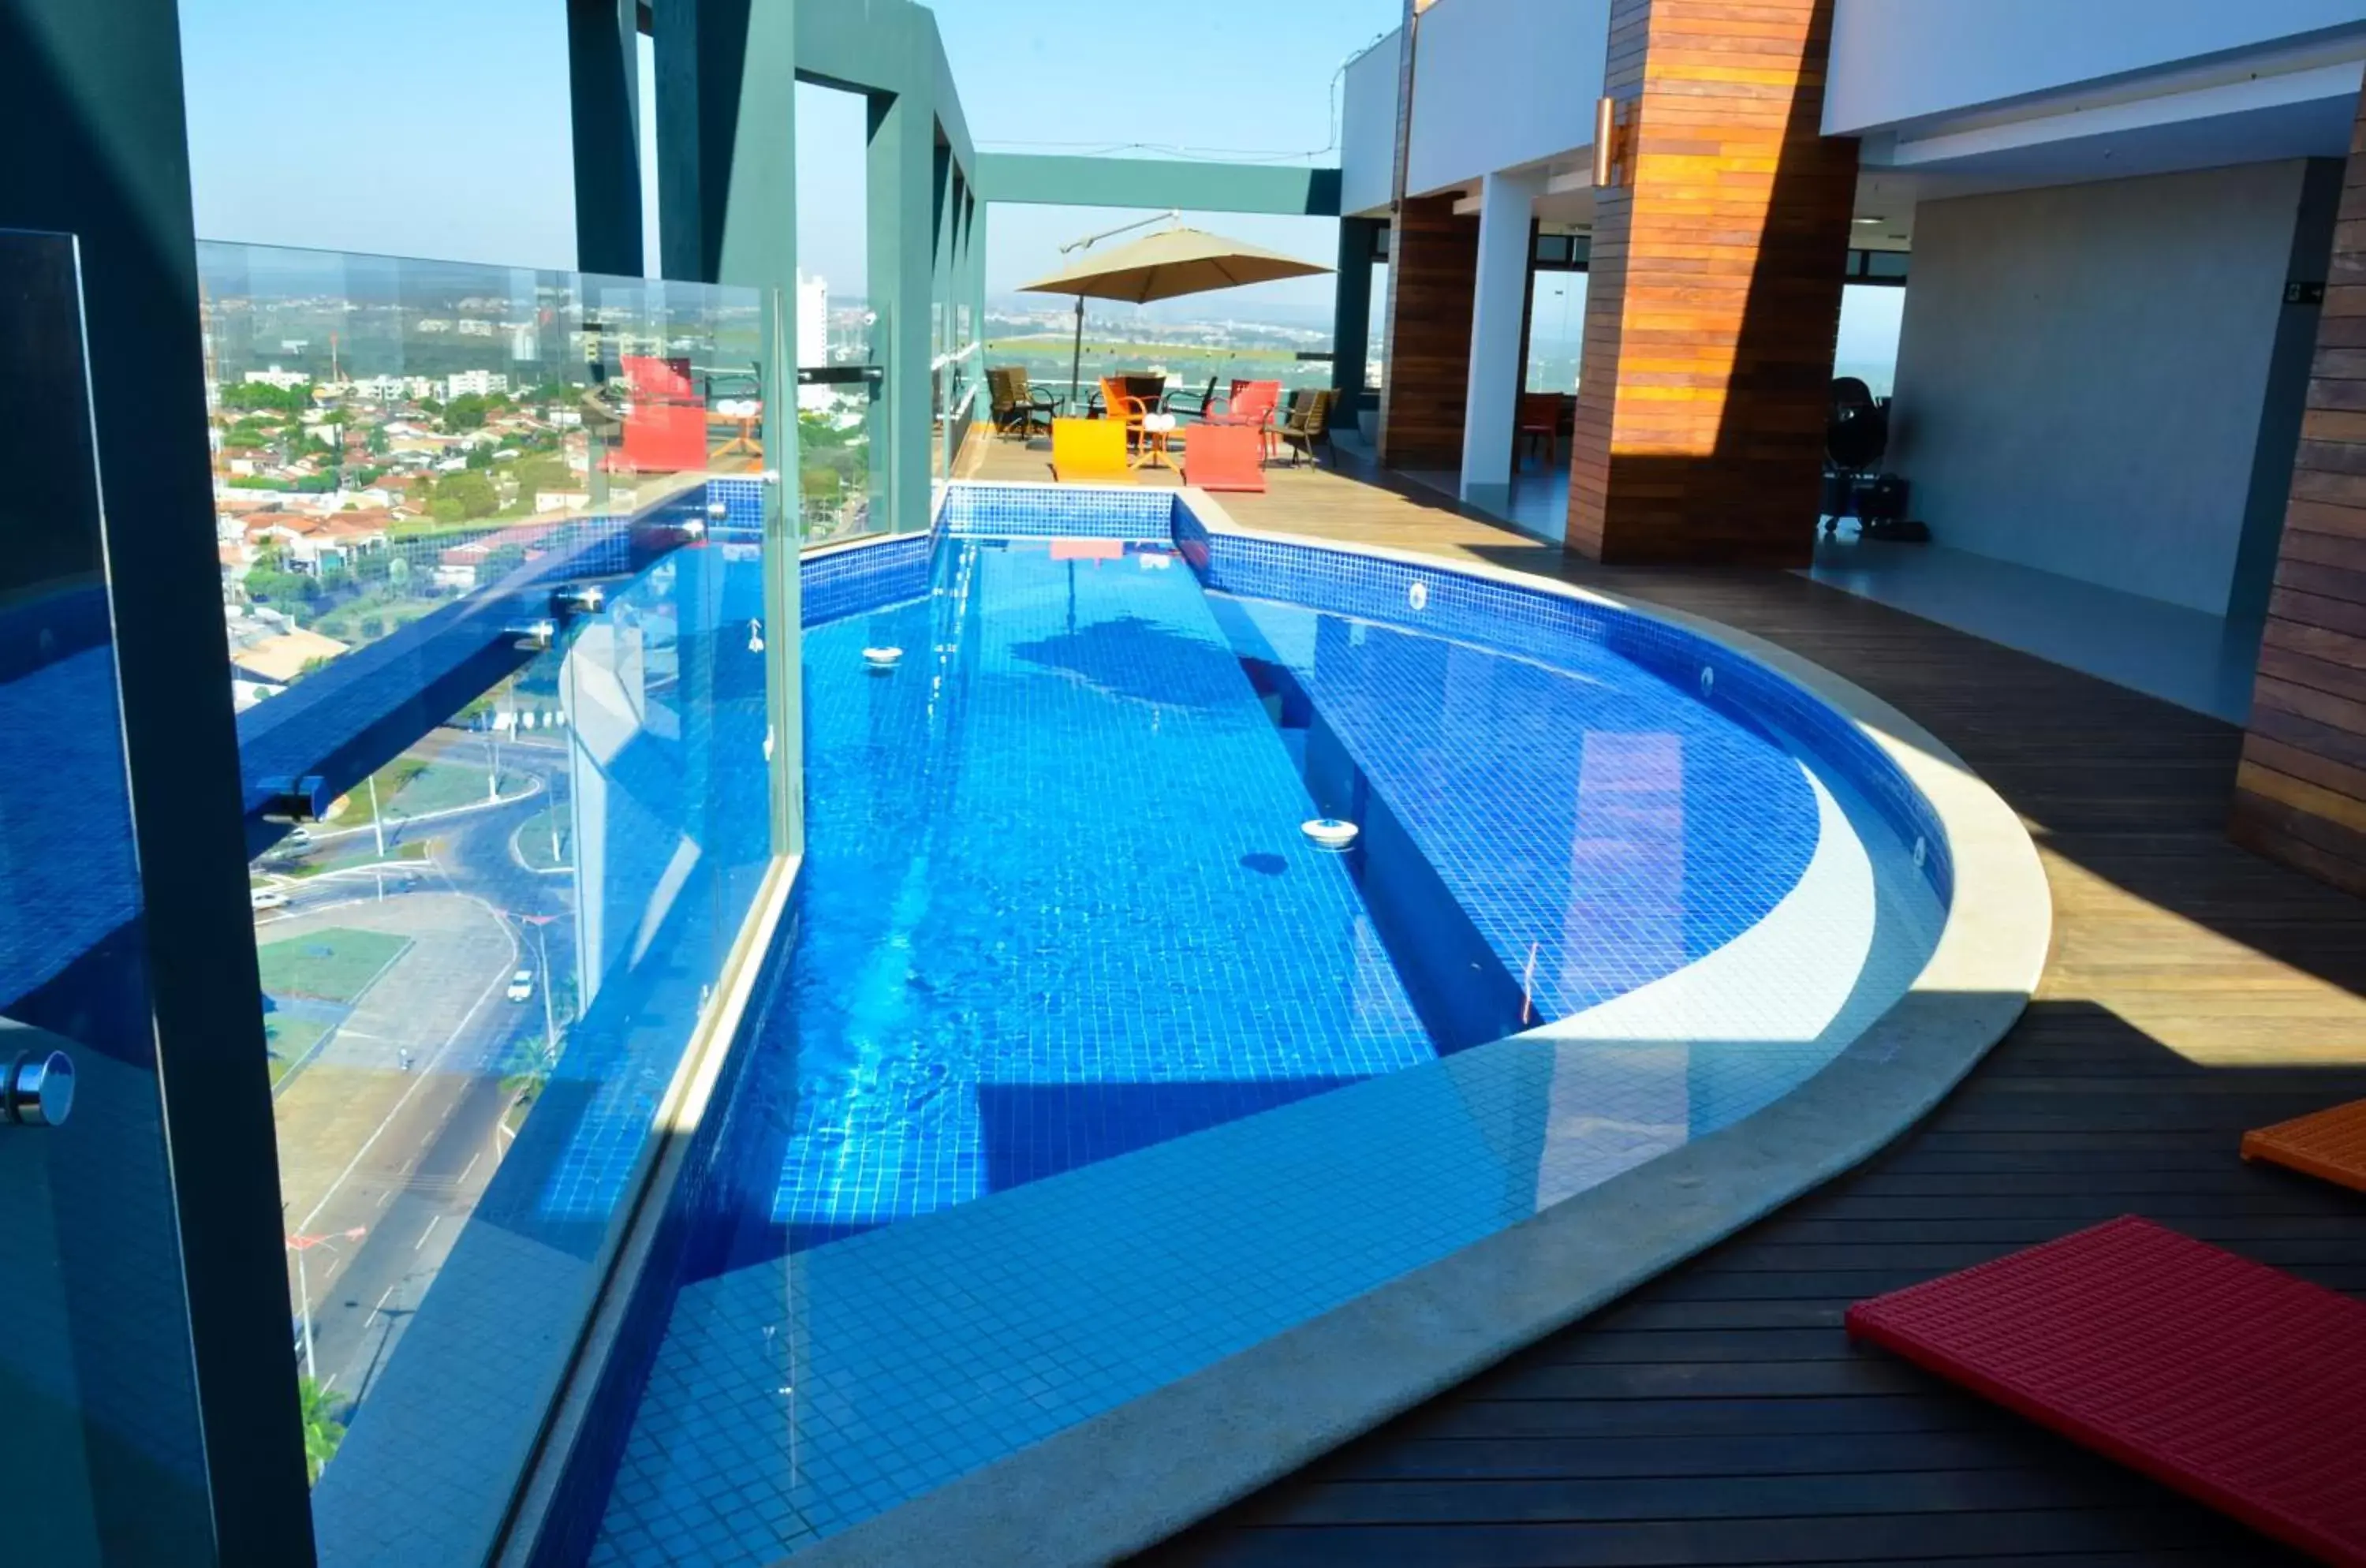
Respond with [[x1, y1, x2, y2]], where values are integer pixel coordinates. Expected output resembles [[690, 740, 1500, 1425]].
[[1377, 193, 1480, 469], [2235, 88, 2366, 895], [1567, 0, 1857, 567]]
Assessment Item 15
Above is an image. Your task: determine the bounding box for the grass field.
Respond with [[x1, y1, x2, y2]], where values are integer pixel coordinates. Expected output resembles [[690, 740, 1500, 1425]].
[[256, 928, 412, 1003], [264, 1014, 331, 1084], [388, 760, 519, 816], [282, 838, 431, 879], [515, 808, 572, 871]]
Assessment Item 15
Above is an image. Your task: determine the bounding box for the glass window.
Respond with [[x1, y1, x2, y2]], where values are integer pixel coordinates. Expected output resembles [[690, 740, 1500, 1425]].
[[1524, 271, 1588, 394], [1834, 282, 1907, 398]]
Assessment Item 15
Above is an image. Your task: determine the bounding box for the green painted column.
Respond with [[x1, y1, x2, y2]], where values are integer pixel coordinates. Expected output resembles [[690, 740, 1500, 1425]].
[[711, 0, 804, 857], [868, 80, 936, 534], [652, 0, 803, 852], [0, 1, 317, 1561], [1332, 216, 1382, 413], [566, 0, 644, 276], [652, 0, 749, 283]]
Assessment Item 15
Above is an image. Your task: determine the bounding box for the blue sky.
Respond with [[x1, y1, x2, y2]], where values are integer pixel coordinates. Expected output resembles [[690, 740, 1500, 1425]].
[[181, 0, 1393, 320], [177, 0, 1898, 358]]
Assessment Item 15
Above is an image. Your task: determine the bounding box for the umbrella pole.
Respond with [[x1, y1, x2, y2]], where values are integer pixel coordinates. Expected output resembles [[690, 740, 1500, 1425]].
[[1069, 296, 1084, 411]]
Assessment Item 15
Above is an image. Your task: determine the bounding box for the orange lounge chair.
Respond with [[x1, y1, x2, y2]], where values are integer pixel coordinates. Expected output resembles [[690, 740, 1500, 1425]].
[[2242, 1098, 2366, 1193], [1050, 416, 1133, 483], [1181, 420, 1265, 492]]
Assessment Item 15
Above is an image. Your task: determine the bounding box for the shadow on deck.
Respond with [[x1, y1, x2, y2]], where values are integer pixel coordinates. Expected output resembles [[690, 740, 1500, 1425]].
[[956, 433, 2366, 1566]]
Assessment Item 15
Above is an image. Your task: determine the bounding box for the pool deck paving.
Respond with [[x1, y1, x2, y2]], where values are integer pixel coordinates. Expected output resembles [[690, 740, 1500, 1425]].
[[966, 432, 2366, 1567]]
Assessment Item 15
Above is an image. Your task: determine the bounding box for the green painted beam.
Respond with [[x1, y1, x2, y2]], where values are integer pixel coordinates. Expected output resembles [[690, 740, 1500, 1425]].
[[794, 0, 972, 170], [974, 154, 1343, 216], [567, 0, 644, 275]]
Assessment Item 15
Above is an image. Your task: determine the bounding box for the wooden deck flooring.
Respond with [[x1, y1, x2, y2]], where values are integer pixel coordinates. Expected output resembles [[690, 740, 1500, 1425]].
[[962, 434, 2366, 1566]]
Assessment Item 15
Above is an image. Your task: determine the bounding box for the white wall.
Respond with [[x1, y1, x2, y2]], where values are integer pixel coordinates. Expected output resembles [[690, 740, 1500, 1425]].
[[1405, 0, 1607, 196], [1888, 162, 2317, 614], [1827, 0, 2366, 135], [1341, 32, 1402, 218]]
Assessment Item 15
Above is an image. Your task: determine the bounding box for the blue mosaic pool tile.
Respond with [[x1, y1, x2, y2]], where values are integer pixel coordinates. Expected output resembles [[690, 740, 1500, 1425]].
[[800, 535, 932, 628], [753, 535, 1436, 1245], [1173, 496, 1953, 907], [938, 482, 1172, 538], [1211, 593, 1820, 1023], [708, 475, 766, 537], [583, 485, 1961, 1566]]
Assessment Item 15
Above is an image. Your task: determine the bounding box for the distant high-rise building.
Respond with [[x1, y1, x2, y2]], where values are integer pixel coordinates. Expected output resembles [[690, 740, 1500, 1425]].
[[797, 271, 827, 413]]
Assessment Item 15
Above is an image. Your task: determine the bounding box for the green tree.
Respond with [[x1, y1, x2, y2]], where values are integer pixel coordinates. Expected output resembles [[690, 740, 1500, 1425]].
[[512, 455, 572, 498], [438, 470, 498, 519], [464, 441, 494, 471], [364, 424, 391, 457], [298, 1375, 349, 1486], [442, 393, 489, 432], [222, 380, 312, 416]]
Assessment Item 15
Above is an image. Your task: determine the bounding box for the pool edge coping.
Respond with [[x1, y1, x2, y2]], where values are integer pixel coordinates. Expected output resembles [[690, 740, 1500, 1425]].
[[780, 487, 2052, 1568]]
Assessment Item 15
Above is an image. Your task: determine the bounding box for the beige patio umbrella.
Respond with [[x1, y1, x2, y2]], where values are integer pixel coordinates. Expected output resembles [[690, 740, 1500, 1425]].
[[1017, 224, 1333, 403]]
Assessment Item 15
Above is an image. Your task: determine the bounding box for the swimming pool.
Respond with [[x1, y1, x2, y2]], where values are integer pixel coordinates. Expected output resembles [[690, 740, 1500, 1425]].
[[581, 484, 1962, 1565]]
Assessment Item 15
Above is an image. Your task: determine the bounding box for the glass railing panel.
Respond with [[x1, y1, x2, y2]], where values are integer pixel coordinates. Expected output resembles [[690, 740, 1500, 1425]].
[[799, 377, 877, 543], [200, 241, 787, 1566], [200, 245, 771, 706], [0, 228, 218, 1568]]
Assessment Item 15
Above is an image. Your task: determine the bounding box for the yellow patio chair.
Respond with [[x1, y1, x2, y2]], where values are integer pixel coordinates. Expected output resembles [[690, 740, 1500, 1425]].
[[1050, 416, 1133, 483]]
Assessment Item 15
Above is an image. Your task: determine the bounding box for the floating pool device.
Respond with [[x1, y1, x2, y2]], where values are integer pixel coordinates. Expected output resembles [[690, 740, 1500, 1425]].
[[862, 646, 904, 671], [1301, 817, 1360, 851]]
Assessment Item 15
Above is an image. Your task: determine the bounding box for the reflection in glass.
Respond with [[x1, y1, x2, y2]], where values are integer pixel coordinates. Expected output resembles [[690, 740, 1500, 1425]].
[[200, 244, 767, 701], [198, 243, 787, 1565]]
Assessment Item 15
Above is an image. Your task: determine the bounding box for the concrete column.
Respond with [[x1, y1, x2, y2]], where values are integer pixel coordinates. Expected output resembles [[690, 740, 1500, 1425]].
[[1461, 169, 1543, 506]]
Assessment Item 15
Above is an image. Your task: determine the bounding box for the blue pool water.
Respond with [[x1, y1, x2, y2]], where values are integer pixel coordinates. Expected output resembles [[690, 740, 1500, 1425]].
[[588, 495, 1950, 1566], [704, 523, 1826, 1264]]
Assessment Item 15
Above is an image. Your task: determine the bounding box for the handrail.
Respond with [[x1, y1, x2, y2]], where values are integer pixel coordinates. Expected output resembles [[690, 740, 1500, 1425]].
[[236, 478, 715, 855]]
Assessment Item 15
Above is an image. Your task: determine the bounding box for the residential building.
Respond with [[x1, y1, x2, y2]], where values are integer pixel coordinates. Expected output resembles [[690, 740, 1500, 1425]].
[[241, 364, 309, 391], [444, 368, 509, 400]]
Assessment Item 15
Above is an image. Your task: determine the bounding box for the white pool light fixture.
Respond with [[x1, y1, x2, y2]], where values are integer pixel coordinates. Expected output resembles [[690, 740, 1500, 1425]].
[[863, 646, 904, 671], [1301, 817, 1360, 850]]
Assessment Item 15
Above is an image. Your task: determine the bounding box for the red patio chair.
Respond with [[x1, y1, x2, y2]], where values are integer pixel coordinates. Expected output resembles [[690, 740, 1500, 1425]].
[[1517, 390, 1562, 465], [1181, 421, 1266, 492], [1206, 379, 1282, 461]]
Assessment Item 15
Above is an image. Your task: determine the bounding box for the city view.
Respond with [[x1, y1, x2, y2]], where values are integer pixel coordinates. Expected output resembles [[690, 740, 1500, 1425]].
[[199, 244, 778, 1470]]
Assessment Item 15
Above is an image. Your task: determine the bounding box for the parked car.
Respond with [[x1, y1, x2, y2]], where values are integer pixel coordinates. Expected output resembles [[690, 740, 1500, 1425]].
[[506, 969, 535, 1003]]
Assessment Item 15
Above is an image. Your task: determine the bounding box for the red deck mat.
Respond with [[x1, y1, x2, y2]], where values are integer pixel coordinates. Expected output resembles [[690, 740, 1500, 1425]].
[[1846, 1216, 2366, 1566]]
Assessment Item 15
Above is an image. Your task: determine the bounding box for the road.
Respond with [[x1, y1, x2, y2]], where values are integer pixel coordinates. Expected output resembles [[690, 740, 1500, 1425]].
[[259, 725, 580, 1401]]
